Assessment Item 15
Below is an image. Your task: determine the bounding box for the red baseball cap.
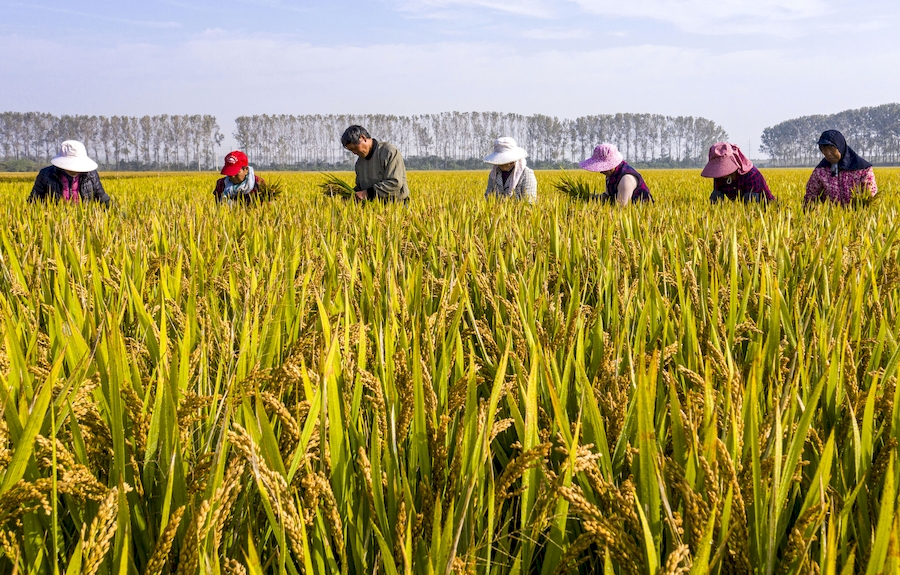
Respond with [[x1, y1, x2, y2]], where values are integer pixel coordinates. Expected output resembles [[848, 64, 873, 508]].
[[221, 151, 248, 176]]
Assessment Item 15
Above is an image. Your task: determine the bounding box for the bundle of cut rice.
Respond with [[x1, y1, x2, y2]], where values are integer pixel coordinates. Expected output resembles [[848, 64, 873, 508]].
[[320, 174, 356, 199], [553, 170, 601, 201], [257, 177, 283, 200]]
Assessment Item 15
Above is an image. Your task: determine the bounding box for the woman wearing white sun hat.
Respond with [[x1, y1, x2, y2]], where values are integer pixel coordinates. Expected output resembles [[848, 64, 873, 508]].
[[28, 140, 110, 206], [483, 137, 537, 203]]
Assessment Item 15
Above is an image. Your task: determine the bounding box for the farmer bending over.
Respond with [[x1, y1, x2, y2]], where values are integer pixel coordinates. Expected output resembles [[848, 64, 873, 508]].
[[28, 140, 110, 206], [483, 137, 537, 203], [214, 151, 267, 203], [341, 125, 410, 203], [579, 143, 653, 205], [702, 142, 775, 204]]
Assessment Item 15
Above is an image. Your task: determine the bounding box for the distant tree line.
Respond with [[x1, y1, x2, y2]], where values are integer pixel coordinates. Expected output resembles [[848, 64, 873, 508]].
[[234, 112, 729, 169], [1, 110, 728, 171], [0, 112, 224, 171], [760, 103, 900, 166]]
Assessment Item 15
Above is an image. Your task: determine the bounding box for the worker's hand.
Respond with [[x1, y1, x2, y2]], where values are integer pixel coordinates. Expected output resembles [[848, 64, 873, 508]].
[[355, 189, 368, 201]]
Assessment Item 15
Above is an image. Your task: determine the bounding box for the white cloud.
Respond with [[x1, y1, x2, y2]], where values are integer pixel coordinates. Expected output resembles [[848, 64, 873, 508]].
[[568, 0, 873, 36], [7, 2, 182, 29], [384, 0, 898, 36], [389, 0, 557, 19], [521, 27, 587, 40]]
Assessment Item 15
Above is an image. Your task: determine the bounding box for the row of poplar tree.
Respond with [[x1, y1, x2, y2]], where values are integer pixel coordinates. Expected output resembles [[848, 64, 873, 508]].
[[760, 103, 900, 166], [0, 113, 224, 171], [232, 112, 728, 169], [0, 111, 726, 171], [4, 105, 898, 170]]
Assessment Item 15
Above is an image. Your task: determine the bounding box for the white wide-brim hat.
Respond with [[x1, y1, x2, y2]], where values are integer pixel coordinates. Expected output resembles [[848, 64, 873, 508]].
[[483, 136, 528, 164], [51, 140, 98, 172]]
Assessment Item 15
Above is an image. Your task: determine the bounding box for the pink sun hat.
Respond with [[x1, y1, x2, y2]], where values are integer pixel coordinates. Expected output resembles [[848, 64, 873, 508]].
[[701, 142, 754, 178], [579, 144, 623, 172]]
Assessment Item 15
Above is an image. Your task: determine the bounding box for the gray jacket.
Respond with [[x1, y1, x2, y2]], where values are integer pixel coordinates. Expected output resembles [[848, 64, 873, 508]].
[[354, 140, 410, 202]]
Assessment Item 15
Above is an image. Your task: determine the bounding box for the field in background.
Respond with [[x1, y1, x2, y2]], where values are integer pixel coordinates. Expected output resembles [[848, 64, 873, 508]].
[[0, 169, 899, 575]]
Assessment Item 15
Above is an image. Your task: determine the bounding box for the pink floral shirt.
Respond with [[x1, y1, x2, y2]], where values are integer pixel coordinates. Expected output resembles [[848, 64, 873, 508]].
[[60, 172, 81, 203], [804, 166, 877, 205]]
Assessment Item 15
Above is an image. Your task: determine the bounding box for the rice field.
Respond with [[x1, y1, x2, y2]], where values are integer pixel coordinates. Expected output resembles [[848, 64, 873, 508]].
[[0, 168, 899, 575]]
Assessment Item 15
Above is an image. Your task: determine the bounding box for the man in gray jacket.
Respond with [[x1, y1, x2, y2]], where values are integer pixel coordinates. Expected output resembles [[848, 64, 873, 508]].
[[341, 125, 410, 203]]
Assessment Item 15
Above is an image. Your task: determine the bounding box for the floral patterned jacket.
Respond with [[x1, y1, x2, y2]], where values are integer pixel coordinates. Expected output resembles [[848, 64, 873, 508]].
[[804, 166, 877, 205], [485, 166, 537, 203]]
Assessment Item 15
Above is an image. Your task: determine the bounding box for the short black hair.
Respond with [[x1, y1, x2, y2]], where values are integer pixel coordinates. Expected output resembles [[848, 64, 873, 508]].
[[341, 125, 370, 146]]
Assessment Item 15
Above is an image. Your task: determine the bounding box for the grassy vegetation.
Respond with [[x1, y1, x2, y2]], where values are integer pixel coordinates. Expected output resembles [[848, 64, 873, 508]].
[[0, 168, 898, 575]]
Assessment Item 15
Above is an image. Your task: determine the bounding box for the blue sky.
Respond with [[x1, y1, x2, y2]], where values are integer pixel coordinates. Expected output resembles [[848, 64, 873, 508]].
[[2, 0, 898, 158]]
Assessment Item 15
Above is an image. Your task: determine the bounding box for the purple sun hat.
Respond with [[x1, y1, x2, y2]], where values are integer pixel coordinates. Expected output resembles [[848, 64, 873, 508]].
[[579, 144, 623, 172]]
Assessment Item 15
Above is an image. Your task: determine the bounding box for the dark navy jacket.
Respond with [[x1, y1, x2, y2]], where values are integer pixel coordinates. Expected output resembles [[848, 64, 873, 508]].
[[28, 166, 110, 206]]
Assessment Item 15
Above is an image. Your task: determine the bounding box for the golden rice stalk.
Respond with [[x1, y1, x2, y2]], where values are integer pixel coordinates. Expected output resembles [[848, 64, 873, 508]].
[[421, 358, 438, 420], [357, 448, 378, 523], [449, 554, 476, 575], [211, 461, 247, 554], [393, 499, 407, 569], [144, 506, 185, 575], [34, 436, 107, 502], [582, 519, 642, 575], [301, 472, 345, 565], [0, 479, 52, 525], [71, 378, 114, 471], [394, 351, 414, 442], [0, 343, 8, 381], [555, 438, 602, 474], [665, 461, 711, 549], [360, 369, 388, 443], [430, 415, 451, 494], [223, 558, 247, 575], [715, 440, 752, 572], [495, 442, 551, 504], [489, 418, 514, 443], [175, 499, 209, 575], [121, 386, 149, 455], [82, 487, 122, 575], [553, 170, 601, 201], [660, 544, 691, 575], [445, 420, 466, 503], [259, 391, 301, 457], [319, 174, 356, 198], [0, 528, 20, 562], [186, 455, 214, 499], [780, 504, 824, 571], [869, 437, 899, 483], [0, 420, 9, 473], [177, 392, 215, 432], [556, 484, 603, 523], [228, 424, 307, 566], [447, 375, 470, 414], [698, 455, 720, 519], [551, 532, 596, 575]]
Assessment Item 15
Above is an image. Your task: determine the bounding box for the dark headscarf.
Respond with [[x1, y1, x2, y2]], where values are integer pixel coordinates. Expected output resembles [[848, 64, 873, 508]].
[[815, 130, 872, 172]]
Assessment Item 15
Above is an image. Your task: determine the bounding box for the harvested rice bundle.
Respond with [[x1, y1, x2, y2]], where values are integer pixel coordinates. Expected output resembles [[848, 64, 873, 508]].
[[554, 170, 600, 201], [320, 174, 356, 199]]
